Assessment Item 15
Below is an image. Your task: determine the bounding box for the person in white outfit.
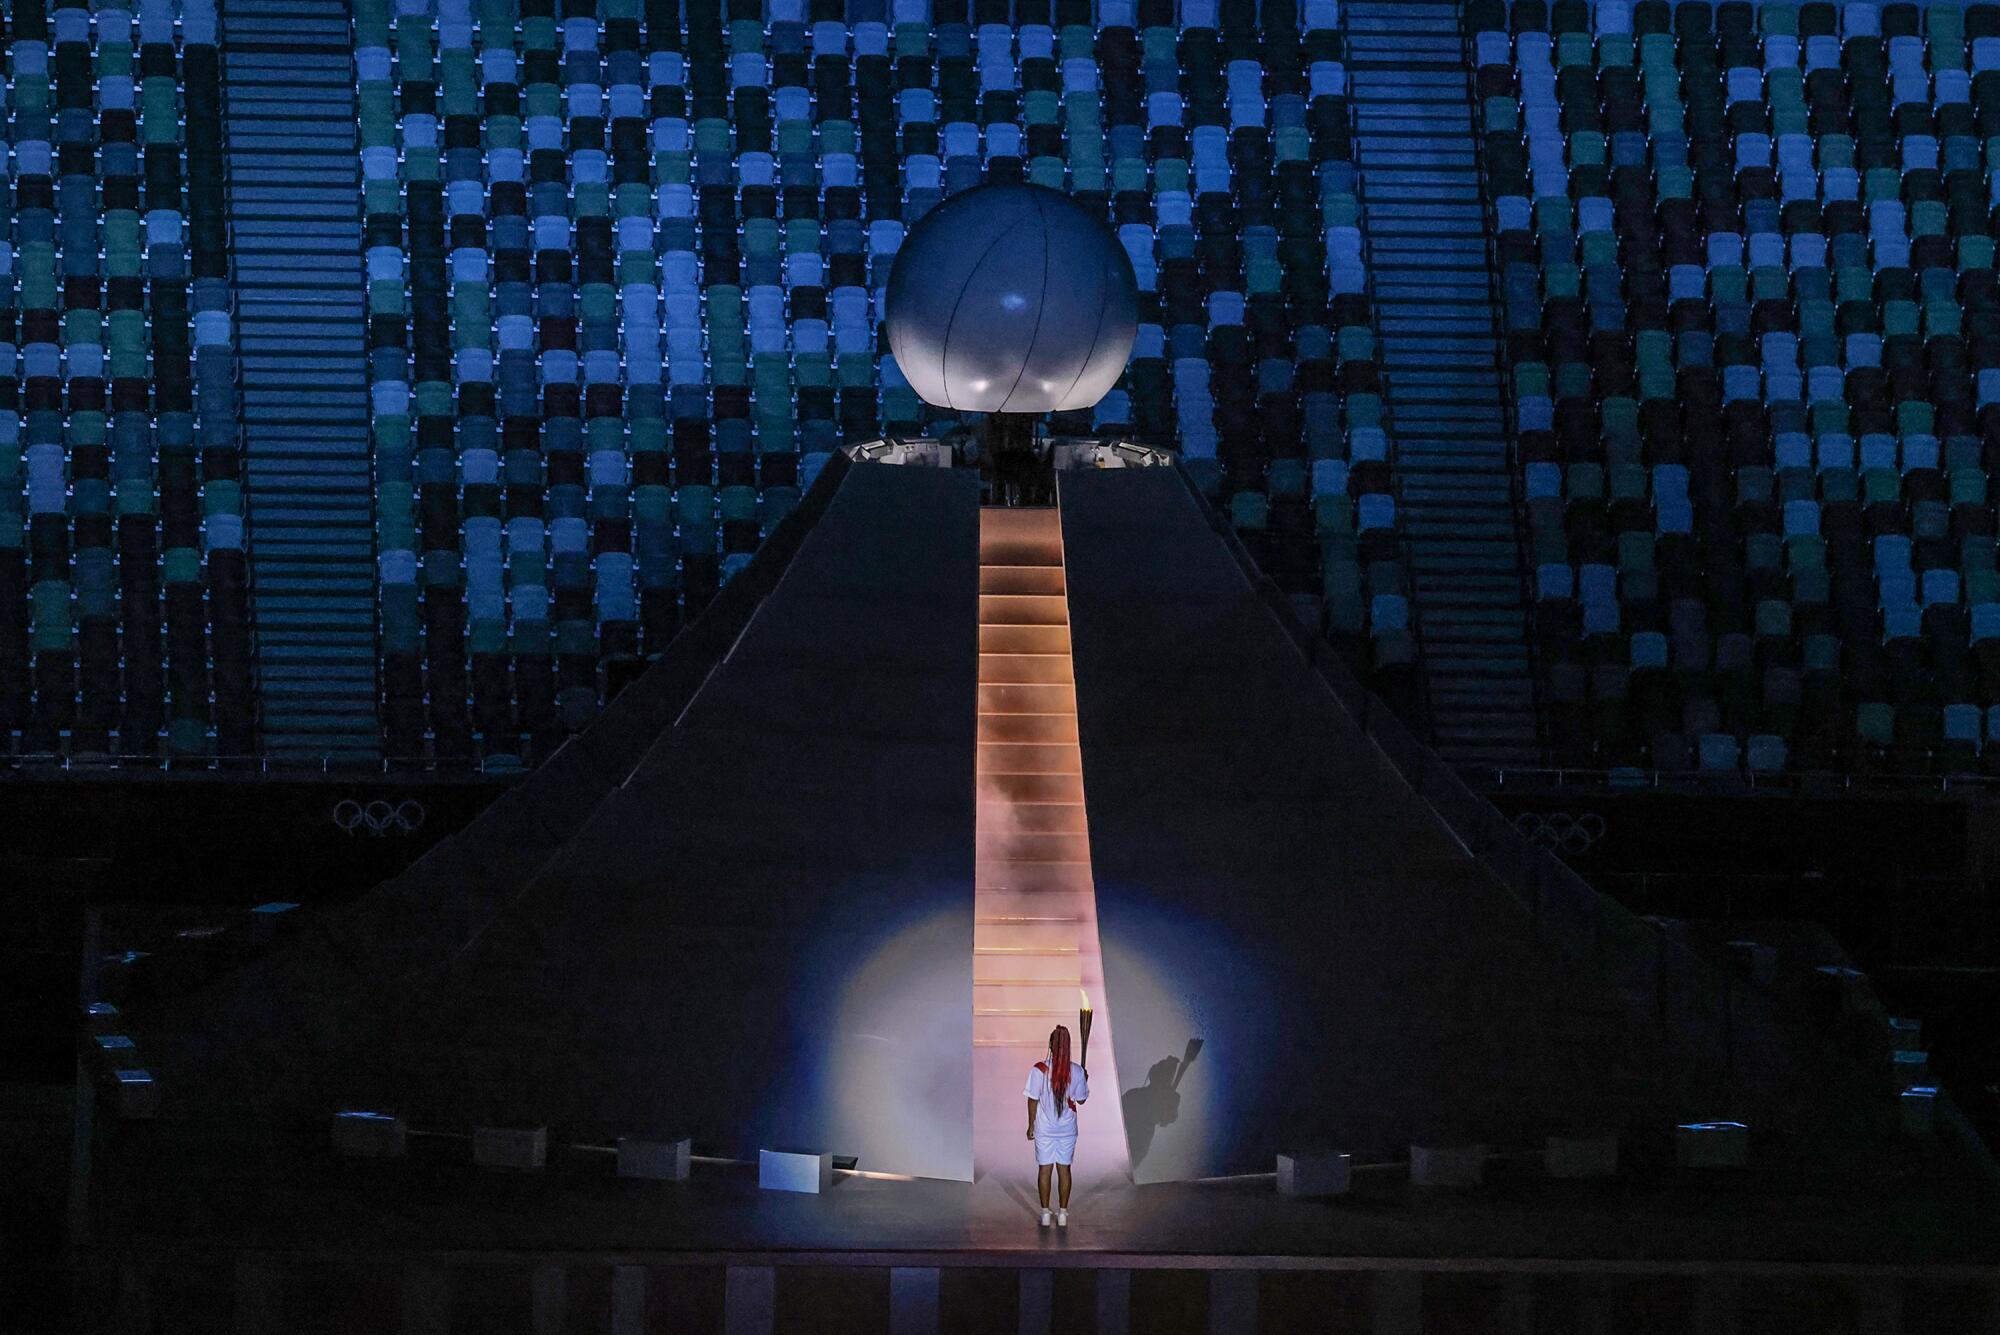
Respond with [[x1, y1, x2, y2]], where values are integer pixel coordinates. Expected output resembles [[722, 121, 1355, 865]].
[[1025, 1023, 1089, 1227]]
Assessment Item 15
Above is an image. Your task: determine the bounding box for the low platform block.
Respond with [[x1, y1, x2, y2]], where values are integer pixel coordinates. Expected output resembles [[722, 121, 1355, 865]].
[[1810, 965, 1872, 1018], [1676, 1121, 1749, 1169], [332, 1111, 406, 1159], [473, 1126, 546, 1171], [247, 901, 300, 944], [760, 1148, 833, 1194], [1725, 940, 1779, 988], [617, 1135, 692, 1181], [1410, 1144, 1486, 1188], [110, 1068, 160, 1120], [1545, 1133, 1618, 1179], [92, 1033, 137, 1063], [1276, 1150, 1351, 1198], [1901, 1085, 1938, 1136], [1892, 1049, 1930, 1087]]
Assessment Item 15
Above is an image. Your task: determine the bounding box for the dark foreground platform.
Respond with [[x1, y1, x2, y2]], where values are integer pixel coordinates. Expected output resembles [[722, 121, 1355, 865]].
[[76, 1120, 2000, 1334]]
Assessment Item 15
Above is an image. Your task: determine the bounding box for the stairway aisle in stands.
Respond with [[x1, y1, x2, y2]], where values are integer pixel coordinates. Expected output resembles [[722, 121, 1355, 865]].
[[1344, 0, 1542, 771], [221, 0, 379, 764], [972, 509, 1126, 1182]]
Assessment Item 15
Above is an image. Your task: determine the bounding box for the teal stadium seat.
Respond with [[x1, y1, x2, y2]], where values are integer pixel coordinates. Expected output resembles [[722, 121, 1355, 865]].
[[1474, 0, 2000, 777], [1, 0, 246, 759], [349, 0, 1405, 759]]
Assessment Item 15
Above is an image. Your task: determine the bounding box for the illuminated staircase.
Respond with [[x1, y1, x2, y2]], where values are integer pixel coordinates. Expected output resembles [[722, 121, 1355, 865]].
[[972, 507, 1126, 1177]]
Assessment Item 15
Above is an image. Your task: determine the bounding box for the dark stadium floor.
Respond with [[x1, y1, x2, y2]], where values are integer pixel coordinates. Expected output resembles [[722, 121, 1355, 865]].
[[84, 1122, 2000, 1272]]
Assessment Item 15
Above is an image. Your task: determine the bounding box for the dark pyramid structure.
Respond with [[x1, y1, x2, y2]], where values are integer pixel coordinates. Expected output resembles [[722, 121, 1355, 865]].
[[1061, 468, 1811, 1180], [150, 458, 984, 1179], [143, 456, 1874, 1182]]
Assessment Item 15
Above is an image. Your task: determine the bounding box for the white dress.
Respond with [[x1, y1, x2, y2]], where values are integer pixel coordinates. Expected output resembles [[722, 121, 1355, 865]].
[[1025, 1061, 1090, 1165]]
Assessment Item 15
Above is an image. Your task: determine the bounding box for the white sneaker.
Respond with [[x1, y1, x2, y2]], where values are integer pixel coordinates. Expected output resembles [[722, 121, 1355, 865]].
[[1039, 1208, 1051, 1227], [1055, 1208, 1068, 1228]]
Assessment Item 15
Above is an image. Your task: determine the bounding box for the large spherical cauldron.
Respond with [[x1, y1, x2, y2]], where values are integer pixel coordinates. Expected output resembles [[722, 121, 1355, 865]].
[[884, 183, 1139, 415]]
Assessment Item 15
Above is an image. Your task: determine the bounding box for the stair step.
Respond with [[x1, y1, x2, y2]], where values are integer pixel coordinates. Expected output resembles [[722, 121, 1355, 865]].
[[972, 983, 1088, 1009], [979, 681, 1079, 716], [225, 1, 379, 762], [978, 772, 1086, 805], [979, 653, 1076, 686], [980, 593, 1071, 627], [976, 830, 1092, 862], [976, 1013, 1078, 1044], [978, 712, 1081, 746], [981, 565, 1067, 597], [977, 742, 1084, 776], [976, 887, 1093, 917], [1350, 22, 1539, 769], [973, 951, 1085, 983]]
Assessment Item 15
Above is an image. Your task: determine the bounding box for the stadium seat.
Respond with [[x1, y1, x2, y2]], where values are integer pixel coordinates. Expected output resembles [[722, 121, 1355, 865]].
[[1473, 0, 2000, 776], [335, 0, 1402, 759], [0, 0, 245, 758]]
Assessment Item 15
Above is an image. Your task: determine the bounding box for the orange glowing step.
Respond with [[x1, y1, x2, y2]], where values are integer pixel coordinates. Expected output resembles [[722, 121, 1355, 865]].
[[977, 711, 1079, 745], [979, 623, 1071, 655], [976, 772, 1085, 804], [979, 593, 1070, 628], [980, 564, 1067, 596], [978, 682, 1076, 714], [975, 829, 1092, 863], [973, 800, 1088, 834], [978, 653, 1074, 686], [977, 741, 1083, 775]]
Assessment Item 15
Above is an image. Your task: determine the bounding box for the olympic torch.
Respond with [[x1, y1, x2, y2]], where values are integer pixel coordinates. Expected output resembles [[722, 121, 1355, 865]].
[[1078, 989, 1093, 1072]]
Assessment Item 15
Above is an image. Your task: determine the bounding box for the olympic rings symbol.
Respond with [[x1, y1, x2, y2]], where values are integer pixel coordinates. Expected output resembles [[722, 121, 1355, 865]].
[[1512, 809, 1605, 855], [332, 798, 428, 837]]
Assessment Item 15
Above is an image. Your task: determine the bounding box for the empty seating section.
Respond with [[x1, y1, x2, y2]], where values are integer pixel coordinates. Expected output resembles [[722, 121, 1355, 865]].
[[354, 0, 1405, 761], [1, 0, 248, 758], [1474, 0, 2000, 776]]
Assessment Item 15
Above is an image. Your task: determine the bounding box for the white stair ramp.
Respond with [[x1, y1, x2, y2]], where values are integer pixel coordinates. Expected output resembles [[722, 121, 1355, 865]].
[[971, 507, 1127, 1183]]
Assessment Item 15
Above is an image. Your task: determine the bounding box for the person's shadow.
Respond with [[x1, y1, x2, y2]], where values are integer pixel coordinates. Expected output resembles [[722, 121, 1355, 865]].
[[1122, 1039, 1202, 1170]]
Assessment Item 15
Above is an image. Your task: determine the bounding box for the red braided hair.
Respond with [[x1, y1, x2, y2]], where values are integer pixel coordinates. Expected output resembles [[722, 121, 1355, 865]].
[[1048, 1024, 1073, 1111]]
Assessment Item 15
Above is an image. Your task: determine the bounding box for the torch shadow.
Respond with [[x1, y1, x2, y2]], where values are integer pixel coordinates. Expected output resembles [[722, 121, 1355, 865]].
[[1120, 1038, 1202, 1172]]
